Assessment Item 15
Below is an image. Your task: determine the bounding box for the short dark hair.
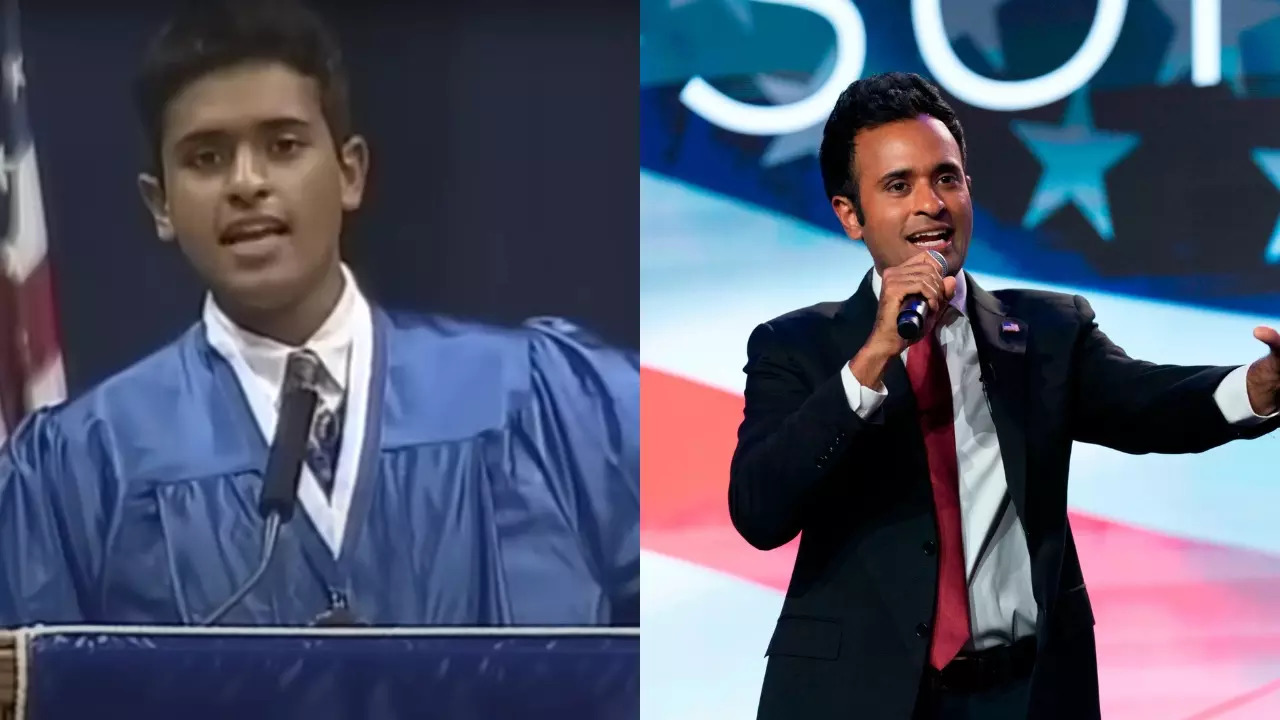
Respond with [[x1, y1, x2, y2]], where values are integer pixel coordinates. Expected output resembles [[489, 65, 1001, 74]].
[[818, 72, 966, 223], [134, 0, 352, 174]]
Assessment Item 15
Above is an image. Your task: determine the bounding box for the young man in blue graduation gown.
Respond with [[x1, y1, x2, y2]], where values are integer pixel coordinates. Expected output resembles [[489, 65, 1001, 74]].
[[0, 0, 639, 627]]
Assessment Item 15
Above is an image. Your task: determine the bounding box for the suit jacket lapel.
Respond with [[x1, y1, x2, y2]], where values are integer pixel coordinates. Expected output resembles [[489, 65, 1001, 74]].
[[965, 274, 1031, 520], [832, 270, 877, 365]]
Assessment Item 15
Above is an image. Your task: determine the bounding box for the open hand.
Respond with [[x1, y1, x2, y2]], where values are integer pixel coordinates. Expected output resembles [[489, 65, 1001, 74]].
[[1246, 326, 1280, 416]]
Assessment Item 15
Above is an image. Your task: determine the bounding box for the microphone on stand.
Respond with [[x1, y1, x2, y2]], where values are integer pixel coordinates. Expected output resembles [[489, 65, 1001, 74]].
[[897, 249, 951, 340], [200, 351, 321, 626]]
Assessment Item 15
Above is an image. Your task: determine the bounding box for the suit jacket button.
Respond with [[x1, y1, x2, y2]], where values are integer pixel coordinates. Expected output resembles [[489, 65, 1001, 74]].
[[922, 540, 937, 556], [915, 622, 930, 638]]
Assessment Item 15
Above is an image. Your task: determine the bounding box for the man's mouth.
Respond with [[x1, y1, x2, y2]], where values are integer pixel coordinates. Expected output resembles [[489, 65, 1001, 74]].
[[220, 218, 290, 246], [907, 228, 953, 249]]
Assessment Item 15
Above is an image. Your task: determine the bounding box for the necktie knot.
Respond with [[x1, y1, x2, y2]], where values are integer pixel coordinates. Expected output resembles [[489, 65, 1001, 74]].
[[285, 348, 341, 396]]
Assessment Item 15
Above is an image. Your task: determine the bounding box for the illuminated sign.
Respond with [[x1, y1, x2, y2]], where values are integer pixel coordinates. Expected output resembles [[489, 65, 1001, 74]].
[[680, 0, 1226, 131]]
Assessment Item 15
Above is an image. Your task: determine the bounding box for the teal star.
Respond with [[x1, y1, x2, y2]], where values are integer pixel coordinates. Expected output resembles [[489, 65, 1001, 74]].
[[1011, 91, 1140, 241], [640, 0, 756, 87], [752, 48, 836, 167], [942, 0, 1010, 71], [1250, 148, 1280, 263]]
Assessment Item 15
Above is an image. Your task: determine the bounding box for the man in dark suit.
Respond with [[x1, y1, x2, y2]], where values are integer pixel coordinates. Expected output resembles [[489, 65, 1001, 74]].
[[728, 72, 1280, 720]]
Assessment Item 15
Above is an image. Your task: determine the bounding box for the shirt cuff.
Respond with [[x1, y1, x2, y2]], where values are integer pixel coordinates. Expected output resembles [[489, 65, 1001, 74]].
[[840, 362, 888, 420], [1215, 364, 1279, 425]]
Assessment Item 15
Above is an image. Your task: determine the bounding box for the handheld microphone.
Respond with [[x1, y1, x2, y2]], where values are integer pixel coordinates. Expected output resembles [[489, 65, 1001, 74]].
[[200, 351, 321, 626], [896, 249, 950, 340]]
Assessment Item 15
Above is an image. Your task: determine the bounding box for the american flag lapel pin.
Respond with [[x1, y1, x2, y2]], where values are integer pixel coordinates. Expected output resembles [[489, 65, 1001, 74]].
[[1001, 320, 1021, 334]]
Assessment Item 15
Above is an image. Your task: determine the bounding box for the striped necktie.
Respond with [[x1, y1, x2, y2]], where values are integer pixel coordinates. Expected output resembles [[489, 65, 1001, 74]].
[[287, 349, 345, 498]]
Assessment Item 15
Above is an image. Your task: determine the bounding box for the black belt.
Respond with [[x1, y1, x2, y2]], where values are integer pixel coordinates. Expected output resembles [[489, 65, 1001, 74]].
[[923, 636, 1036, 694]]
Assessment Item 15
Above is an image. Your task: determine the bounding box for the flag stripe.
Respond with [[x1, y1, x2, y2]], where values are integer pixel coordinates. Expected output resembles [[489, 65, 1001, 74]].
[[641, 367, 743, 531], [25, 352, 62, 411], [16, 257, 57, 373], [3, 148, 48, 283], [0, 264, 23, 432]]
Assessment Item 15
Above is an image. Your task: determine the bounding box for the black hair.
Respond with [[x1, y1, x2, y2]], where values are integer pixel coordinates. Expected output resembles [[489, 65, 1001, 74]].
[[134, 0, 351, 174], [818, 72, 966, 224]]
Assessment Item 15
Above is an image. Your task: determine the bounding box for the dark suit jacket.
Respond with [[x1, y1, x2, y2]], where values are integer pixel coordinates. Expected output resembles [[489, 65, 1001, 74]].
[[728, 271, 1280, 720]]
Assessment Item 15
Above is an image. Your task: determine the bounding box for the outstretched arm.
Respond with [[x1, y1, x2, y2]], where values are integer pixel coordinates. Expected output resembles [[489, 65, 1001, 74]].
[[1069, 296, 1280, 454]]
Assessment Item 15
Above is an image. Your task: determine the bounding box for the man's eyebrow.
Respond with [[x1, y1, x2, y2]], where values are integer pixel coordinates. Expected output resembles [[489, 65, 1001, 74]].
[[877, 167, 911, 185], [172, 116, 313, 148], [876, 162, 963, 185]]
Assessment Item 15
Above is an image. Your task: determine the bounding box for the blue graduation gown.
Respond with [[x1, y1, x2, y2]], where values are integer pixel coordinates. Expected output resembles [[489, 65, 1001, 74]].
[[0, 310, 639, 627]]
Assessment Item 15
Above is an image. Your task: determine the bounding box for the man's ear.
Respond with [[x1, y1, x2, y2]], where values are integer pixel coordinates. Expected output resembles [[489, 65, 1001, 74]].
[[337, 134, 370, 212], [137, 173, 175, 242], [831, 194, 864, 241]]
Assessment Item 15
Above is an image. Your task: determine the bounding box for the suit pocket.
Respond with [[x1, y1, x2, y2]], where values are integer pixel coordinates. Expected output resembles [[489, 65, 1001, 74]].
[[765, 615, 842, 660], [1051, 583, 1095, 638]]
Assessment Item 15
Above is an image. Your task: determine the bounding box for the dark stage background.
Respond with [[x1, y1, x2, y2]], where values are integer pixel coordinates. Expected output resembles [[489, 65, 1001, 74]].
[[21, 0, 637, 394]]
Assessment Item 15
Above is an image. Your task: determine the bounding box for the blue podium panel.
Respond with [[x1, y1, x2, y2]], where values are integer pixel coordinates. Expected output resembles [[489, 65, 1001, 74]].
[[19, 627, 638, 720]]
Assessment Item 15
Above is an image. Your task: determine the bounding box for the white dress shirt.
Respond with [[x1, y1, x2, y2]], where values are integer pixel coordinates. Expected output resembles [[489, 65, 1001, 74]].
[[839, 270, 1274, 650], [203, 263, 375, 557]]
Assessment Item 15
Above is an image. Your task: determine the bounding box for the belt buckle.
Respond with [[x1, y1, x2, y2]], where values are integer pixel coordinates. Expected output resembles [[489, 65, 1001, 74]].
[[951, 652, 996, 692], [968, 653, 988, 678]]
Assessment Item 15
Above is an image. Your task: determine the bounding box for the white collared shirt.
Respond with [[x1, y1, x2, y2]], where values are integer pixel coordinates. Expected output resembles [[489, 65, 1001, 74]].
[[839, 271, 1270, 649], [203, 263, 374, 557]]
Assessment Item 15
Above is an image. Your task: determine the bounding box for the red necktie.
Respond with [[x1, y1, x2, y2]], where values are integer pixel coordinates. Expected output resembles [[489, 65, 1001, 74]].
[[906, 327, 971, 669]]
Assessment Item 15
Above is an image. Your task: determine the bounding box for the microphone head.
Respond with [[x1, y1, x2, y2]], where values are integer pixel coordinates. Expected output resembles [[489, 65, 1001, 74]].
[[283, 349, 323, 393], [925, 249, 950, 277], [260, 350, 322, 523]]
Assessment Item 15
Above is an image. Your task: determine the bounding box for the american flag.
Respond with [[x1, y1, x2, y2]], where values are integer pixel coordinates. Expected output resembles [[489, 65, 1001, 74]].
[[0, 0, 64, 444]]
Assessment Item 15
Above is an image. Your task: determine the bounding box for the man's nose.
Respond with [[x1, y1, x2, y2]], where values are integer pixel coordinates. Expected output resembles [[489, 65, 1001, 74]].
[[225, 147, 269, 203], [913, 186, 945, 216]]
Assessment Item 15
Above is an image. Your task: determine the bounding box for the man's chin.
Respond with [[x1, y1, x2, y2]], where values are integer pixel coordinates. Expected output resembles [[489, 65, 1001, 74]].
[[210, 268, 307, 316]]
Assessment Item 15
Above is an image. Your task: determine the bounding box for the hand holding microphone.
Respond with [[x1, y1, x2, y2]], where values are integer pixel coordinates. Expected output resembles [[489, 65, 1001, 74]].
[[848, 250, 956, 390], [874, 250, 956, 350], [895, 250, 954, 341]]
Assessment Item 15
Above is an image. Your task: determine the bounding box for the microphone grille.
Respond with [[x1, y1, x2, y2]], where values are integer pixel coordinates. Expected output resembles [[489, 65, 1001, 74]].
[[926, 249, 949, 277], [284, 349, 323, 392]]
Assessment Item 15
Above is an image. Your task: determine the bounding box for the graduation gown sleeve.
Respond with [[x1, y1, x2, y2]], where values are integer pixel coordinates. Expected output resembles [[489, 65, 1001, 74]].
[[521, 318, 640, 626], [0, 408, 109, 627]]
